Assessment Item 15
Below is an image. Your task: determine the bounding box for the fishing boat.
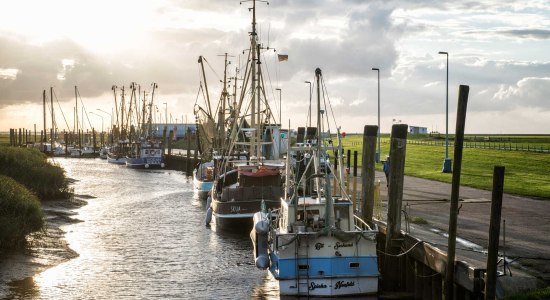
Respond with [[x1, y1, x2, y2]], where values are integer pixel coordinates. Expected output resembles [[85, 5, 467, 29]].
[[193, 160, 215, 198], [126, 142, 165, 169], [206, 0, 286, 229], [250, 68, 379, 297]]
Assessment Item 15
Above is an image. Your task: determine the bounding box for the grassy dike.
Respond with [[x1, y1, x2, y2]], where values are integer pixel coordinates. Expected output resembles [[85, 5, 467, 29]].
[[0, 146, 72, 248], [337, 134, 550, 199]]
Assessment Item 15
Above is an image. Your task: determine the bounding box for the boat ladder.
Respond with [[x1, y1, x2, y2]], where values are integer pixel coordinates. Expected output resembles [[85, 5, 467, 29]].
[[294, 234, 310, 295]]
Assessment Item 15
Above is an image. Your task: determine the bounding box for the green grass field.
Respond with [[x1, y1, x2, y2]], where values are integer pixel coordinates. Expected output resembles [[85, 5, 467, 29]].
[[338, 134, 550, 199]]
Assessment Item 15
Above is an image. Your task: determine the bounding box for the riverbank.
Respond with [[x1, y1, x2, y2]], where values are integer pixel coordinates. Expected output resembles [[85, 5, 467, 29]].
[[0, 196, 87, 298]]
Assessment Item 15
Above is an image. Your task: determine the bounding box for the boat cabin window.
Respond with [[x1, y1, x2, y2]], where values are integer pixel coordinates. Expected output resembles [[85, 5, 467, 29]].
[[349, 262, 360, 268], [296, 209, 322, 231], [334, 205, 350, 230]]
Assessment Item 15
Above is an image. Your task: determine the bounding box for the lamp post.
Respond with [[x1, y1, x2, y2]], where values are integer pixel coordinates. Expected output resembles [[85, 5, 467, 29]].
[[439, 51, 451, 173], [96, 109, 112, 131], [89, 112, 104, 134], [305, 81, 312, 127], [276, 88, 282, 157], [90, 112, 104, 147], [372, 67, 381, 163], [163, 102, 167, 125]]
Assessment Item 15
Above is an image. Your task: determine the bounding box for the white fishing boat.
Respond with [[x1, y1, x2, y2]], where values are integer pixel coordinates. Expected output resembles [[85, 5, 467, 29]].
[[250, 68, 379, 297], [206, 0, 286, 229], [126, 142, 165, 169]]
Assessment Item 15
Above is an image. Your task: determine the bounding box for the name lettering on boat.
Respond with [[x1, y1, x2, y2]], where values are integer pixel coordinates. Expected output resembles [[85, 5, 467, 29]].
[[308, 282, 327, 291], [230, 206, 241, 213], [314, 242, 324, 250], [334, 242, 353, 250], [335, 280, 355, 290]]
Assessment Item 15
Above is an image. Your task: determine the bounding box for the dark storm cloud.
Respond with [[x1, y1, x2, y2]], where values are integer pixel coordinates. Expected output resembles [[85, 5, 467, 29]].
[[465, 29, 550, 39]]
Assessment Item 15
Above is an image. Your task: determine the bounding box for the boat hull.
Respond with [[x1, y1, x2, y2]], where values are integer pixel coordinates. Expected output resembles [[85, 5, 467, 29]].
[[212, 198, 280, 230], [277, 276, 378, 297], [107, 155, 127, 165], [126, 157, 165, 169], [193, 179, 213, 199]]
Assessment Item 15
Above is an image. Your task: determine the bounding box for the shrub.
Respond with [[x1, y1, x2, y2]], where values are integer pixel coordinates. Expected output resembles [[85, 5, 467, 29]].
[[0, 175, 44, 248], [0, 146, 71, 200]]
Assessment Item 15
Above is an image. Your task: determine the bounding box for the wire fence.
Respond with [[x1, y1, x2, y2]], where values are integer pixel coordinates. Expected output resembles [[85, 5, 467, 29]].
[[345, 139, 550, 153]]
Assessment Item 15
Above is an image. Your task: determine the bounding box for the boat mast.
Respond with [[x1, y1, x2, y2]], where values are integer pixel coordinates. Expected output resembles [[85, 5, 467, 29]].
[[315, 68, 322, 195], [50, 87, 54, 150], [219, 53, 229, 152], [112, 85, 119, 140], [198, 56, 213, 118], [249, 0, 258, 158], [42, 90, 46, 143], [121, 86, 125, 141], [149, 83, 158, 139], [75, 86, 78, 135]]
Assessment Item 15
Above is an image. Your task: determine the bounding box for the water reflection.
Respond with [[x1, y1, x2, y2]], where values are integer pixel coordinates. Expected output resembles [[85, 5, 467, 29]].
[[3, 158, 276, 299]]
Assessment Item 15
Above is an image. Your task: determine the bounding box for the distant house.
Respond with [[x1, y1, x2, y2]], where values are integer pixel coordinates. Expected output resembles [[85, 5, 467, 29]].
[[409, 126, 428, 134], [151, 123, 197, 139]]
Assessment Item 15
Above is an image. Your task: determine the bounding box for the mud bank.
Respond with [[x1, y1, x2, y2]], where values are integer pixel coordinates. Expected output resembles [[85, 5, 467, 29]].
[[0, 196, 88, 298]]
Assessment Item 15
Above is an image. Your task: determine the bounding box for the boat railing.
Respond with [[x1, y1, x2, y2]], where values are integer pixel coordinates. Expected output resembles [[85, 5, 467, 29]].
[[354, 214, 374, 231]]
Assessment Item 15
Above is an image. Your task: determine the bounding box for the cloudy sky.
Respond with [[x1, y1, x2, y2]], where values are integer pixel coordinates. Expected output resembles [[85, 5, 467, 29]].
[[1, 0, 549, 134]]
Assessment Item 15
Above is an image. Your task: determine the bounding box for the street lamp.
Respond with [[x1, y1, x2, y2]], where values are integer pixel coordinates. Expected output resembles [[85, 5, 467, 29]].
[[439, 51, 452, 173], [305, 81, 312, 127], [96, 109, 112, 129], [163, 102, 167, 125], [89, 112, 104, 133], [276, 88, 282, 157], [90, 112, 104, 147], [372, 67, 381, 163]]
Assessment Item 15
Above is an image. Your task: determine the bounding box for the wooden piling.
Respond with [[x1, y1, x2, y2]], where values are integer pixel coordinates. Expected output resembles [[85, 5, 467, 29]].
[[352, 151, 358, 211], [186, 128, 192, 174], [92, 128, 97, 153], [168, 130, 173, 156], [361, 125, 378, 223], [382, 123, 408, 291], [445, 84, 470, 299], [346, 149, 351, 195], [485, 166, 505, 300]]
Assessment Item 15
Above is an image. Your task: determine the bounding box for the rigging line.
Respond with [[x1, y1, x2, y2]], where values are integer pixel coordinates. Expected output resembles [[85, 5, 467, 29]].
[[52, 89, 71, 132], [321, 76, 338, 132], [203, 56, 223, 83], [76, 88, 93, 132], [260, 50, 279, 125]]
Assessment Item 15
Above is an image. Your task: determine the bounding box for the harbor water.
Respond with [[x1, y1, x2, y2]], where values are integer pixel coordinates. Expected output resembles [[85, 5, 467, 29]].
[[3, 158, 279, 299]]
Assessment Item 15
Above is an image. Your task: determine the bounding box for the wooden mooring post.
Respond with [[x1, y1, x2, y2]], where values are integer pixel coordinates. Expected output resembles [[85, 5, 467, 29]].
[[361, 125, 378, 224], [382, 123, 408, 292], [445, 85, 470, 299], [485, 166, 505, 300]]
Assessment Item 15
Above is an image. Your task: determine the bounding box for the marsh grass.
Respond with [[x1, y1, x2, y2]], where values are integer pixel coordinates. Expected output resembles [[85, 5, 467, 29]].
[[0, 146, 71, 200], [0, 175, 44, 248]]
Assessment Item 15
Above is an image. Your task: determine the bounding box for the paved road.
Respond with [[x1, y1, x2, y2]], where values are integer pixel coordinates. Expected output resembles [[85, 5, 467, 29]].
[[366, 171, 550, 284]]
